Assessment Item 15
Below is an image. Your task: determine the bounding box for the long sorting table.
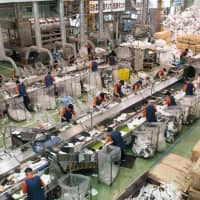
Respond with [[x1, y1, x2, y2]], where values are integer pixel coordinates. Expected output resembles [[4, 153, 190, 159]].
[[59, 75, 182, 141]]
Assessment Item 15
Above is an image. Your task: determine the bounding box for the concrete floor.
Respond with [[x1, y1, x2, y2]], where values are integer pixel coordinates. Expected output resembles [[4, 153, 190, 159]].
[[87, 120, 200, 200]]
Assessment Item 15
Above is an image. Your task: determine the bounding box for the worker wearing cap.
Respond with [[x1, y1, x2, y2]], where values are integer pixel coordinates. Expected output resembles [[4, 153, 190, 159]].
[[43, 71, 55, 88], [114, 80, 124, 97], [22, 168, 45, 200], [60, 104, 76, 123], [155, 68, 167, 79], [93, 92, 108, 107], [16, 80, 31, 111], [143, 100, 157, 122], [183, 79, 195, 96], [180, 48, 189, 64], [105, 127, 126, 161], [89, 61, 98, 72], [165, 91, 176, 106], [132, 80, 143, 92]]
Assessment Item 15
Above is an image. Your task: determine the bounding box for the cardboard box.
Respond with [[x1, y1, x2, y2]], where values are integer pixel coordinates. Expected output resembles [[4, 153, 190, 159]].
[[148, 163, 188, 192], [192, 140, 200, 162], [161, 153, 192, 174], [189, 187, 200, 200], [191, 158, 200, 190], [154, 31, 171, 40]]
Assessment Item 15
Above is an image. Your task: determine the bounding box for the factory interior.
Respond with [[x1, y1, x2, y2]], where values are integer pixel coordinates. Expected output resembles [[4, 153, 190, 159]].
[[2, 0, 200, 199]]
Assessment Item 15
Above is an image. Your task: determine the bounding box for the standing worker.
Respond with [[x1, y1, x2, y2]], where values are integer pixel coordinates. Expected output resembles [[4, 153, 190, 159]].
[[43, 72, 55, 88], [105, 127, 126, 161], [114, 80, 124, 97], [165, 91, 176, 106], [89, 60, 98, 72], [108, 51, 117, 65], [143, 100, 157, 122], [16, 80, 31, 111], [22, 167, 45, 200], [183, 79, 195, 95], [93, 92, 108, 107], [60, 104, 76, 123]]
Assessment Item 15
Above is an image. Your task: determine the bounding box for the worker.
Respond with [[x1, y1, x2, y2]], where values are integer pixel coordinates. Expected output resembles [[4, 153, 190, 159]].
[[16, 80, 31, 111], [114, 80, 124, 97], [180, 48, 189, 64], [143, 100, 157, 122], [155, 68, 167, 79], [105, 127, 126, 161], [43, 72, 55, 88], [52, 60, 58, 72], [93, 92, 108, 107], [60, 104, 76, 123], [22, 167, 45, 200], [108, 51, 116, 65], [89, 61, 98, 72], [183, 79, 195, 96], [165, 91, 176, 106], [132, 80, 143, 92], [87, 43, 93, 57]]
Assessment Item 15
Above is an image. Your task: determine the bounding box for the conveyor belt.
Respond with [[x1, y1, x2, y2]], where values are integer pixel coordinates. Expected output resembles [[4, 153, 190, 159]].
[[60, 76, 181, 141]]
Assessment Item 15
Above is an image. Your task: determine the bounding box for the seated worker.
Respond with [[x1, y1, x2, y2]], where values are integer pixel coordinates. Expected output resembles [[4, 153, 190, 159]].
[[114, 80, 124, 97], [183, 79, 195, 96], [132, 80, 143, 92], [16, 80, 31, 111], [155, 68, 167, 79], [22, 167, 45, 200], [93, 92, 108, 107], [165, 91, 176, 106], [60, 104, 76, 123], [43, 72, 55, 88], [89, 61, 98, 72], [105, 127, 126, 161], [180, 48, 189, 65], [143, 100, 157, 122]]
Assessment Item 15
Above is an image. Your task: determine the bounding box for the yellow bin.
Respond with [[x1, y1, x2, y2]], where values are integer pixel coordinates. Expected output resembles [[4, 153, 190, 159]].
[[118, 68, 130, 81]]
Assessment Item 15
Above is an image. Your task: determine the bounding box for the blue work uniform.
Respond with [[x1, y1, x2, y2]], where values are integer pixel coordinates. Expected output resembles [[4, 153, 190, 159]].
[[169, 96, 176, 106], [91, 61, 98, 72], [114, 84, 123, 97], [109, 55, 116, 65], [25, 176, 45, 200], [18, 83, 27, 96], [185, 83, 194, 95], [145, 105, 157, 122], [110, 131, 126, 160], [61, 108, 73, 122], [44, 75, 54, 87]]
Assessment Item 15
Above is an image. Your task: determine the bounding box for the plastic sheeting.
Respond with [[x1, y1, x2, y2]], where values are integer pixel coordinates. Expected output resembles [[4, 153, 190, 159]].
[[98, 145, 121, 185]]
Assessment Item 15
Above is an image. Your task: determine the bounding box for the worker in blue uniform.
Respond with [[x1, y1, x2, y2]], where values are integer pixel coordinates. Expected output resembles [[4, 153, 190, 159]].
[[90, 61, 98, 72], [43, 72, 55, 88], [165, 91, 176, 106], [93, 92, 108, 107], [183, 79, 195, 95], [143, 100, 157, 122], [114, 80, 124, 97], [22, 168, 45, 200], [61, 104, 76, 123], [106, 127, 126, 161], [16, 80, 31, 111], [108, 51, 116, 65]]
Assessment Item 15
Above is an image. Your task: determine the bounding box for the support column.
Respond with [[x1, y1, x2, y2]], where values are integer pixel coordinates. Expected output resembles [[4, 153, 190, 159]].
[[0, 25, 5, 57], [80, 0, 85, 47], [99, 0, 104, 38], [59, 0, 66, 46], [33, 1, 42, 48]]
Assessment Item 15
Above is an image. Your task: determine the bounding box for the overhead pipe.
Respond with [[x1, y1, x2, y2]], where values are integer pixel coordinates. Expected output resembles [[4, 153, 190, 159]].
[[0, 25, 20, 76]]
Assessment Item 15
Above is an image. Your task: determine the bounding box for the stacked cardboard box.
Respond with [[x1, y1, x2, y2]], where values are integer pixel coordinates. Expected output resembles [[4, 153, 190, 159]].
[[176, 35, 200, 54], [154, 31, 171, 46], [148, 153, 192, 192]]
